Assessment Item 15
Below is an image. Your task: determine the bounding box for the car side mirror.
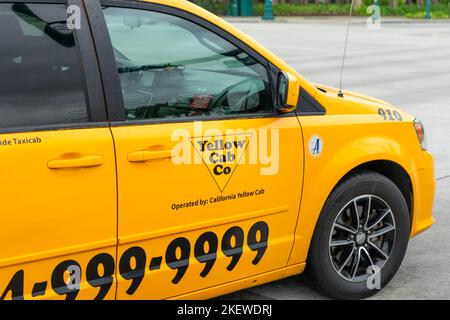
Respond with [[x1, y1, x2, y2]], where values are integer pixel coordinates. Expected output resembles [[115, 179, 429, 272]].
[[276, 71, 299, 113]]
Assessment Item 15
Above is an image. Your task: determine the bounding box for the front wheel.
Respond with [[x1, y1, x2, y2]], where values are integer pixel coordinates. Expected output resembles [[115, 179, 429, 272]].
[[305, 170, 410, 299]]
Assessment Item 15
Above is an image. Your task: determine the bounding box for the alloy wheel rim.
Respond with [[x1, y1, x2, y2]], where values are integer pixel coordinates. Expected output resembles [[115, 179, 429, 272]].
[[329, 195, 396, 282]]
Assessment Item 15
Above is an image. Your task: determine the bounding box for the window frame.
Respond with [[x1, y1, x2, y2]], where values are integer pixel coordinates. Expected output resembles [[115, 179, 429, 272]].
[[90, 0, 293, 126], [0, 0, 108, 134]]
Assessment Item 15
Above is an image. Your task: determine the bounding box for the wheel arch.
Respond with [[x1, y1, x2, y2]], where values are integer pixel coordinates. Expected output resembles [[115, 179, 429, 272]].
[[336, 160, 413, 226], [288, 156, 415, 266]]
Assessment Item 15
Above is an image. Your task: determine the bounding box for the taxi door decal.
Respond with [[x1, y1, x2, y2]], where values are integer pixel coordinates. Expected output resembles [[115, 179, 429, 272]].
[[191, 133, 253, 192]]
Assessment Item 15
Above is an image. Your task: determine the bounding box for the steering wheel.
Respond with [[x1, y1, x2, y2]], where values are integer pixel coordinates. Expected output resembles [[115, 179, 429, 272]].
[[209, 78, 260, 112]]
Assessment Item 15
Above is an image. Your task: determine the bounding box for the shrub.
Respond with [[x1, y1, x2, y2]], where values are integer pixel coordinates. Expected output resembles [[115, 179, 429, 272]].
[[196, 1, 450, 18], [193, 0, 228, 16]]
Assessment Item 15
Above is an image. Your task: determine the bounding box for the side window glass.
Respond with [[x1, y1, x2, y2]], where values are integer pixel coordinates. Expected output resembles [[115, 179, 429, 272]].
[[0, 3, 88, 129], [102, 7, 273, 121]]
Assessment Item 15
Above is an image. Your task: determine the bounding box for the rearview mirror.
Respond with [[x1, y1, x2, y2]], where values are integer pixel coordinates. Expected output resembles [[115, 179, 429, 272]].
[[276, 71, 299, 113]]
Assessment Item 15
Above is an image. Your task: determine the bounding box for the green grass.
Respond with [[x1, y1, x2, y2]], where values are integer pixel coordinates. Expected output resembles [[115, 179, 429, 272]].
[[253, 3, 450, 18], [193, 1, 450, 19], [254, 3, 353, 16], [404, 11, 448, 18], [367, 4, 450, 18]]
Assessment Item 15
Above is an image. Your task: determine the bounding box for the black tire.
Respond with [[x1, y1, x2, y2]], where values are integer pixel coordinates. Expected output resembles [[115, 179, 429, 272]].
[[304, 170, 410, 300]]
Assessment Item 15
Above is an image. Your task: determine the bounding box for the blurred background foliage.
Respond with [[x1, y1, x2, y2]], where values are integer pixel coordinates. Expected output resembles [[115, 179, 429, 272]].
[[192, 0, 450, 18]]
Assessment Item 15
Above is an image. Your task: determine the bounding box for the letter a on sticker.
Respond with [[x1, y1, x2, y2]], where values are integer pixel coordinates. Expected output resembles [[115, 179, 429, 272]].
[[191, 134, 252, 192], [308, 135, 323, 157], [312, 139, 320, 154]]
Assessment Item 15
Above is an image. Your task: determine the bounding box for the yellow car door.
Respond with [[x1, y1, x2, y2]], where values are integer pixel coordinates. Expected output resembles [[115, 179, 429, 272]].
[[91, 1, 303, 299], [0, 1, 117, 300]]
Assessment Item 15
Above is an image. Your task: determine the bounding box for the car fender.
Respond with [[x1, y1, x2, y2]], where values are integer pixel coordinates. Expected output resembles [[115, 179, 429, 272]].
[[288, 130, 420, 265]]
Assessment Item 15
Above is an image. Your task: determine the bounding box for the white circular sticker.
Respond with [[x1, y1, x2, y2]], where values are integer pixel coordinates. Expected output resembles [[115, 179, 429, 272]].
[[308, 135, 323, 157]]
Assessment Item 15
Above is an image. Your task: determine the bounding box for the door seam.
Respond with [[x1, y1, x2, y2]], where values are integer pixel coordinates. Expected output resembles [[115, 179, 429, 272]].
[[108, 126, 120, 300]]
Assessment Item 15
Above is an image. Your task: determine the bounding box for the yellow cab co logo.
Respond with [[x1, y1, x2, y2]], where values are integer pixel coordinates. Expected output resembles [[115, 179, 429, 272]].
[[191, 133, 252, 192]]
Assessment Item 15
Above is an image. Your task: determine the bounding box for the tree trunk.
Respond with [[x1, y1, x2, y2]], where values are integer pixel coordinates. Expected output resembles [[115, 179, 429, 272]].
[[389, 0, 398, 8], [354, 0, 362, 9]]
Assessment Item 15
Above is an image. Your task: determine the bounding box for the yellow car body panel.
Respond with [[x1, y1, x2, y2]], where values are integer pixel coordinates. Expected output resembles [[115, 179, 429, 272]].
[[0, 128, 118, 300], [0, 0, 435, 300], [288, 114, 434, 265], [112, 117, 303, 299]]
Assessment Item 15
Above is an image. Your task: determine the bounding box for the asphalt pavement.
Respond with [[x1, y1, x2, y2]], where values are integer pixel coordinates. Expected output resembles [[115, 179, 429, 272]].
[[220, 17, 450, 300]]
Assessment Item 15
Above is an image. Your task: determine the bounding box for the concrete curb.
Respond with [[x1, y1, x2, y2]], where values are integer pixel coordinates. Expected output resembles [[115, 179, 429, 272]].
[[223, 16, 450, 24]]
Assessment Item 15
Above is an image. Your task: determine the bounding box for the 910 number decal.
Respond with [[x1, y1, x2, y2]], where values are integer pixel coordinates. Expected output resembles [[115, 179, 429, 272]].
[[378, 108, 403, 121], [0, 221, 269, 300]]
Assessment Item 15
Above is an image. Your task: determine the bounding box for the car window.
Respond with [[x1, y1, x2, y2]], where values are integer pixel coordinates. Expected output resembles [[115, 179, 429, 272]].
[[0, 3, 88, 129], [102, 7, 273, 121]]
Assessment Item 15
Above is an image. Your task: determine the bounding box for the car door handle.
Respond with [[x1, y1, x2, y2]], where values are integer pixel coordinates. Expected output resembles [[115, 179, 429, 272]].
[[128, 150, 173, 162], [48, 155, 103, 169]]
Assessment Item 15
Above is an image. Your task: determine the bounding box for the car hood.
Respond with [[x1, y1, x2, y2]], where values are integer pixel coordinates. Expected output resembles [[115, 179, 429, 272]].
[[312, 84, 414, 121]]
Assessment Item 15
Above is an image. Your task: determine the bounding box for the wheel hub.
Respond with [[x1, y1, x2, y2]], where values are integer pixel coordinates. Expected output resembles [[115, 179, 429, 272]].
[[355, 232, 366, 245]]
